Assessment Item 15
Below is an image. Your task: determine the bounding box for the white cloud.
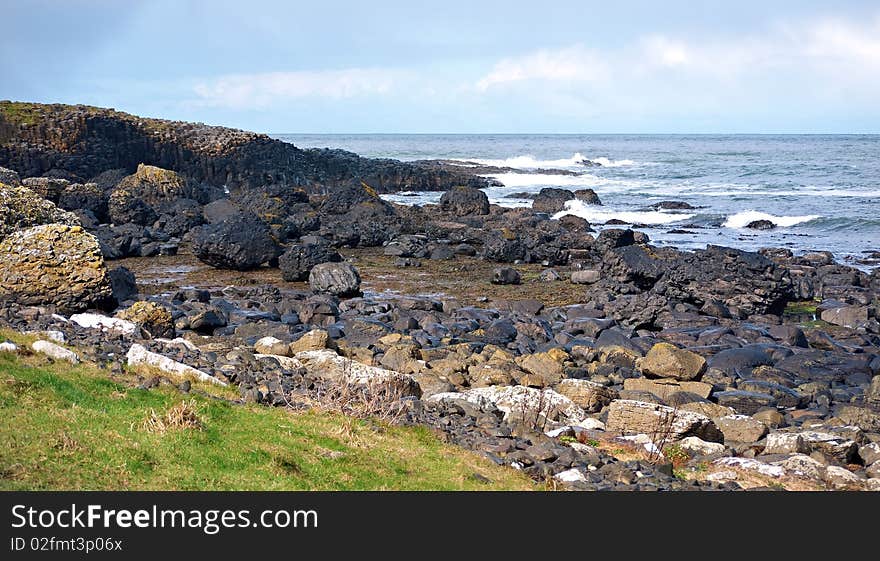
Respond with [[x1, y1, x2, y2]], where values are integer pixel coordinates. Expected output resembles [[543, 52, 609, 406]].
[[192, 68, 399, 108], [475, 45, 609, 91]]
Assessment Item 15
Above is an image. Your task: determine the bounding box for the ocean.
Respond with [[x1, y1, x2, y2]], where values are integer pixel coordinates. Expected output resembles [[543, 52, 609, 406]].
[[273, 134, 880, 270]]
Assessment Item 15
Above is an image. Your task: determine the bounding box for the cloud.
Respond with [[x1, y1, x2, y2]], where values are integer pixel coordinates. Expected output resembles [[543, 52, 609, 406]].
[[475, 45, 609, 91], [192, 68, 400, 108]]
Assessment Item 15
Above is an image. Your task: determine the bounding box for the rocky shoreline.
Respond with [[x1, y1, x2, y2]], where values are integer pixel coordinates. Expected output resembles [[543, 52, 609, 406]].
[[1, 102, 879, 491]]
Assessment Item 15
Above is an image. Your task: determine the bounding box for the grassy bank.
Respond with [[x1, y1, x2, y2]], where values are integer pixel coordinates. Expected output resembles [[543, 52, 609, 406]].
[[0, 348, 534, 491]]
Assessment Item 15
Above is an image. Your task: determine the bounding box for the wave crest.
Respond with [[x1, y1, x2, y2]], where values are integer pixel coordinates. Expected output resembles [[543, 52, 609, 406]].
[[722, 210, 820, 229], [553, 200, 695, 225]]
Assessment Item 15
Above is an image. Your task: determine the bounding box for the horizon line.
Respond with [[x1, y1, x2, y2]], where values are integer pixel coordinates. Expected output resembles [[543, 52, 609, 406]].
[[268, 131, 880, 136]]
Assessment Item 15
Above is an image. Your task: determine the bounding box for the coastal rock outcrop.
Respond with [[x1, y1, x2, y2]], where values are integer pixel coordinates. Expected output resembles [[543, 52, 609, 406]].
[[0, 224, 112, 313], [0, 181, 79, 239], [191, 212, 279, 270]]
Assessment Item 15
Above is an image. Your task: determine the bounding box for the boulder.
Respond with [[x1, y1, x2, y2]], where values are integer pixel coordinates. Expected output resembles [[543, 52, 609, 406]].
[[289, 329, 330, 353], [570, 270, 601, 284], [574, 189, 602, 205], [713, 390, 777, 415], [605, 399, 723, 442], [636, 343, 707, 381], [531, 187, 574, 214], [0, 224, 112, 313], [622, 378, 713, 402], [116, 301, 175, 339], [762, 432, 810, 455], [126, 343, 226, 386], [254, 336, 291, 356], [679, 436, 725, 456], [0, 166, 21, 186], [115, 164, 204, 209], [492, 267, 521, 285], [70, 313, 137, 336], [427, 385, 586, 425], [191, 212, 279, 270], [293, 349, 421, 397], [279, 243, 342, 282], [820, 305, 869, 329], [515, 348, 570, 387], [715, 415, 768, 443], [554, 379, 618, 412], [0, 182, 79, 240], [746, 220, 775, 230], [31, 340, 79, 364], [108, 266, 138, 304], [439, 186, 490, 216], [309, 262, 361, 297], [108, 186, 157, 226]]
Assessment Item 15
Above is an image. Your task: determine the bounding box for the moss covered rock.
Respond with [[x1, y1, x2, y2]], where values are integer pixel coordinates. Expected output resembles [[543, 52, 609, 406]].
[[116, 301, 175, 338], [0, 182, 80, 240], [0, 224, 112, 313]]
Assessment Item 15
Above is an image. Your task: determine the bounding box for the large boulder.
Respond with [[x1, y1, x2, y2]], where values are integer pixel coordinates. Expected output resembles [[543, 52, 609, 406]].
[[116, 164, 206, 209], [108, 187, 157, 226], [279, 242, 342, 282], [605, 399, 723, 442], [636, 343, 707, 381], [531, 187, 574, 214], [0, 166, 21, 186], [294, 349, 421, 397], [309, 262, 361, 297], [0, 182, 79, 240], [191, 212, 279, 270], [0, 224, 112, 313], [439, 186, 490, 216]]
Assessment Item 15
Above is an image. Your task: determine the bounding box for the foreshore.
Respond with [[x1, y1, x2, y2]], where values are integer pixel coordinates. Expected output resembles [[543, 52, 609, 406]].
[[1, 101, 878, 491]]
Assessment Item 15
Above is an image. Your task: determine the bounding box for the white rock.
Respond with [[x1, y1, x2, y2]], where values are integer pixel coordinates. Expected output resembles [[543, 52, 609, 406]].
[[70, 313, 138, 335], [866, 478, 880, 492], [0, 341, 19, 353], [706, 470, 739, 482], [545, 426, 573, 438], [680, 436, 725, 456], [50, 314, 69, 323], [554, 468, 588, 483], [823, 466, 863, 490], [31, 340, 79, 364], [126, 343, 226, 386], [763, 432, 810, 455], [156, 337, 198, 351], [41, 330, 67, 343], [427, 385, 586, 424], [294, 349, 419, 396], [575, 418, 606, 431], [714, 457, 785, 478], [771, 454, 824, 480]]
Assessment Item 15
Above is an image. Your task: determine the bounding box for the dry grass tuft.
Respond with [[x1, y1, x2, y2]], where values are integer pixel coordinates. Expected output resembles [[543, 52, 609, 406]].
[[140, 399, 203, 434]]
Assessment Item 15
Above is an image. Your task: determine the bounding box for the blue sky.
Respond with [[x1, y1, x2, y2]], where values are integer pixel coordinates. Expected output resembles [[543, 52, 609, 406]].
[[3, 0, 880, 133]]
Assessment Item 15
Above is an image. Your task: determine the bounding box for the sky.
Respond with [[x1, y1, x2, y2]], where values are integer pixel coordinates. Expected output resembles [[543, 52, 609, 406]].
[[3, 0, 880, 133]]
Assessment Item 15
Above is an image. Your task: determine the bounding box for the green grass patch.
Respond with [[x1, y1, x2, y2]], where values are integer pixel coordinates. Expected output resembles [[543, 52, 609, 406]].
[[784, 301, 819, 315], [0, 352, 534, 491], [0, 101, 44, 126]]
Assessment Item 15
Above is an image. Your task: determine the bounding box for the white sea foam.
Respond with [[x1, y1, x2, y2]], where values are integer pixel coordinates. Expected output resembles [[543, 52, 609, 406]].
[[458, 153, 637, 170], [484, 172, 612, 188], [553, 200, 695, 225], [722, 210, 820, 229]]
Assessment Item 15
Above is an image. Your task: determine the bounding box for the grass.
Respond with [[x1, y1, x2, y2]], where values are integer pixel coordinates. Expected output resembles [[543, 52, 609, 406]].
[[0, 101, 45, 126], [0, 349, 535, 491], [784, 300, 819, 316]]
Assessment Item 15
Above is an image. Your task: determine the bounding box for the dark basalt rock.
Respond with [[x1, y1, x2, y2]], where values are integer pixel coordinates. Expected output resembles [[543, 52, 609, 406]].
[[746, 219, 776, 230], [58, 182, 108, 222], [439, 186, 490, 216], [279, 242, 342, 282], [531, 187, 574, 214], [492, 267, 521, 285], [191, 212, 279, 270], [0, 102, 490, 195], [574, 188, 602, 205], [309, 262, 362, 297]]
